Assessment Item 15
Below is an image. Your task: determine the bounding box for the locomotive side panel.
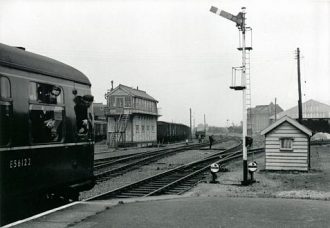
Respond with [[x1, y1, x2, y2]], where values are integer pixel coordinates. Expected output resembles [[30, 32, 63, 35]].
[[1, 69, 94, 199]]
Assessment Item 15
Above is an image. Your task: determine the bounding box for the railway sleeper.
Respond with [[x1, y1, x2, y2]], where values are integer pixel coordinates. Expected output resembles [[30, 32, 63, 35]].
[[166, 187, 189, 192], [152, 180, 178, 184], [116, 193, 145, 197], [142, 183, 167, 186], [156, 177, 183, 181], [164, 189, 186, 193], [137, 186, 164, 189], [127, 189, 155, 193]]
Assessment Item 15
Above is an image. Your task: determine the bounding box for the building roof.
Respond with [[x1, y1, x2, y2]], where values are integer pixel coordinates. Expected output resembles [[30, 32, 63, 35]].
[[249, 102, 283, 115], [270, 99, 330, 119], [0, 43, 91, 85], [261, 115, 312, 136], [110, 84, 158, 102]]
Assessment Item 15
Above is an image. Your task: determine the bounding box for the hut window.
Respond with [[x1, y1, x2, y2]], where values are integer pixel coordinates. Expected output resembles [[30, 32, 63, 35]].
[[280, 138, 293, 150]]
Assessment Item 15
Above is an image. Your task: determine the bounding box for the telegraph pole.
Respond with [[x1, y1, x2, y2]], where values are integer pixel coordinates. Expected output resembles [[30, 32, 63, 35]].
[[204, 114, 206, 134], [275, 97, 277, 121], [296, 48, 303, 123], [190, 108, 192, 141]]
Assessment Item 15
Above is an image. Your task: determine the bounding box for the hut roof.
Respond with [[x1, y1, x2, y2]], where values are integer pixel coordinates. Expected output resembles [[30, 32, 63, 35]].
[[261, 115, 312, 136]]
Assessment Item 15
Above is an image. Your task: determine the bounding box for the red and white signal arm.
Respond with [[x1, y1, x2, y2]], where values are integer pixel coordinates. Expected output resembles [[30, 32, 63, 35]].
[[210, 163, 220, 173], [248, 162, 257, 172]]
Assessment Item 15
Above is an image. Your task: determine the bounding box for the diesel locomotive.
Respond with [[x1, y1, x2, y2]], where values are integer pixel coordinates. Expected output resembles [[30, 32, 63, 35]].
[[0, 43, 95, 225]]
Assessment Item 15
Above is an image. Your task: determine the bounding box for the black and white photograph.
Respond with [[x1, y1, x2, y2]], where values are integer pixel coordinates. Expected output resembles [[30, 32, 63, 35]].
[[0, 0, 329, 227]]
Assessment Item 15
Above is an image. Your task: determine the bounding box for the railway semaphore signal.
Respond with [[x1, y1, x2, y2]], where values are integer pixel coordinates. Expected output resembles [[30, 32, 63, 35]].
[[210, 6, 253, 185]]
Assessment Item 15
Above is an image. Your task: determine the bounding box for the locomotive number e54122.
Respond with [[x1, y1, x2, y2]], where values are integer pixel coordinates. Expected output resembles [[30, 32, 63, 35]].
[[9, 158, 32, 169]]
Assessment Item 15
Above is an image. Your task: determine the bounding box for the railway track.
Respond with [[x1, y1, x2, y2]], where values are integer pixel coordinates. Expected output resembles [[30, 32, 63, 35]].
[[94, 143, 208, 180], [87, 144, 263, 201], [94, 138, 233, 181]]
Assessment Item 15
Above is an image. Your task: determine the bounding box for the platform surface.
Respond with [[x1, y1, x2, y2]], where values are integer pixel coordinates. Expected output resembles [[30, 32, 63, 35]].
[[12, 196, 330, 228]]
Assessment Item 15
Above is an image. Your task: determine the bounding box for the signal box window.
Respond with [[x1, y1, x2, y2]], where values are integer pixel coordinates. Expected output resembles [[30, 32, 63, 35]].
[[30, 105, 64, 143], [280, 138, 293, 150], [116, 97, 124, 108], [0, 76, 12, 146]]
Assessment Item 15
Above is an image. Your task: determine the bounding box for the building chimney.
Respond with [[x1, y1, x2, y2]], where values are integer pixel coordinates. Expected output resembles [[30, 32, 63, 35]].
[[111, 80, 114, 91], [137, 86, 139, 90]]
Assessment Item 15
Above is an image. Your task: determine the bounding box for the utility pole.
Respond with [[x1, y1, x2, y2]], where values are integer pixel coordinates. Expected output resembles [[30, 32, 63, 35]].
[[296, 48, 303, 123], [274, 97, 277, 122], [204, 114, 206, 134], [190, 108, 192, 141]]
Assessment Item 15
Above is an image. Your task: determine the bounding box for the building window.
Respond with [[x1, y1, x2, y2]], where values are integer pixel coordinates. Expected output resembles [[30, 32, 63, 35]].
[[141, 125, 145, 133], [136, 125, 139, 133], [147, 125, 150, 131], [152, 125, 155, 132], [280, 138, 293, 150]]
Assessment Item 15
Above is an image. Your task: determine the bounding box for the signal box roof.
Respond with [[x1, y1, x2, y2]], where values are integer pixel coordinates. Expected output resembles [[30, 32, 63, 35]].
[[110, 84, 158, 102], [0, 43, 91, 86]]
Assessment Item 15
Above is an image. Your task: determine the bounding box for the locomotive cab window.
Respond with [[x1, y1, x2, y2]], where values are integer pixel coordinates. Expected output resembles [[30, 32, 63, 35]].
[[29, 82, 63, 104], [0, 76, 12, 146], [74, 94, 94, 138], [29, 82, 64, 143]]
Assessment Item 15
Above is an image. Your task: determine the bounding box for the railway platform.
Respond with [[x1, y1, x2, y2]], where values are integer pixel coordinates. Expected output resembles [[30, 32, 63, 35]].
[[9, 195, 330, 227]]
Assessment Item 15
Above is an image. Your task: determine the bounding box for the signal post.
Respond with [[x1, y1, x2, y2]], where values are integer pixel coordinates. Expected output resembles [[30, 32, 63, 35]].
[[210, 6, 253, 185]]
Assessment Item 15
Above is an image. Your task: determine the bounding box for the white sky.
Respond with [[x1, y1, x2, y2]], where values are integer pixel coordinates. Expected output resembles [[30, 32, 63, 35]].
[[1, 0, 329, 127]]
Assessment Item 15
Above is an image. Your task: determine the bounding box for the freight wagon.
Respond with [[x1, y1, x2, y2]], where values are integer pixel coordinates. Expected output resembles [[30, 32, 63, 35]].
[[157, 121, 190, 143]]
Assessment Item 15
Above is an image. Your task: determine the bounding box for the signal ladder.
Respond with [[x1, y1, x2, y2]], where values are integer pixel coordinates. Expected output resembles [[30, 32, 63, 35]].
[[111, 113, 129, 147], [230, 27, 253, 136]]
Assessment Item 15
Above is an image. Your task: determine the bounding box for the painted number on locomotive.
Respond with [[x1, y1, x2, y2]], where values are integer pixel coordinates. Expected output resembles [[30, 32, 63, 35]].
[[9, 158, 32, 169]]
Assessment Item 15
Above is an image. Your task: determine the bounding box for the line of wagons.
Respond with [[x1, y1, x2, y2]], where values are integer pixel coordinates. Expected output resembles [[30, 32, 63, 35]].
[[94, 120, 191, 144]]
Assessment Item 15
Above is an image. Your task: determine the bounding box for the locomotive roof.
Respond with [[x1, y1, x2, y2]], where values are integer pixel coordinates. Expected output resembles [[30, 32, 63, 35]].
[[0, 43, 91, 86]]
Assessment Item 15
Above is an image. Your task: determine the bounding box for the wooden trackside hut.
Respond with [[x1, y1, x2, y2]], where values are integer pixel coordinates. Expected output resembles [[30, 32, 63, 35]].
[[261, 116, 312, 171]]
